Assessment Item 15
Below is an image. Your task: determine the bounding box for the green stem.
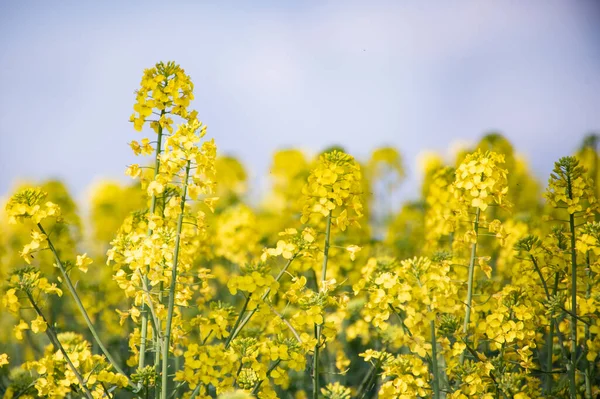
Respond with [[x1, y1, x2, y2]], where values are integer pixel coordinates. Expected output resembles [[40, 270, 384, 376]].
[[161, 161, 191, 399], [225, 256, 296, 348], [251, 360, 281, 395], [355, 357, 382, 399], [584, 251, 592, 399], [313, 211, 332, 399], [568, 211, 578, 399], [37, 224, 131, 383], [460, 207, 480, 365], [25, 291, 94, 399], [224, 293, 252, 348], [545, 311, 555, 395], [189, 383, 202, 399], [140, 118, 164, 373], [430, 320, 440, 399], [155, 282, 163, 399], [530, 256, 558, 394]]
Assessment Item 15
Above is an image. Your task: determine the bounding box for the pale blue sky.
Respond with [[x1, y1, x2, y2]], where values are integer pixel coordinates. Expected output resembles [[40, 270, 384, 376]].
[[1, 1, 599, 201]]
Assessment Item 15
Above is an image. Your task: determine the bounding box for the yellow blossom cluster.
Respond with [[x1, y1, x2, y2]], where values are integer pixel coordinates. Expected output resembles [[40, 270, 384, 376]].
[[300, 150, 363, 230], [23, 333, 128, 398], [452, 150, 510, 211], [4, 64, 600, 399]]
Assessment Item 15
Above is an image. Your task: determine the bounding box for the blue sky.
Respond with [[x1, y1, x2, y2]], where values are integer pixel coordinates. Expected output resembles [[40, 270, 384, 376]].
[[1, 1, 599, 201]]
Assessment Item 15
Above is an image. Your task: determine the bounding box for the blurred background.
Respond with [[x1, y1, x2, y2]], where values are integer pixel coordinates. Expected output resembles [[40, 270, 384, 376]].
[[1, 0, 599, 203]]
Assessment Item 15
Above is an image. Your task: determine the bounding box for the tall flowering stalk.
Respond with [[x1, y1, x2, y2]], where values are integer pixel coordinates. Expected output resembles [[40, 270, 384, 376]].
[[127, 62, 197, 376], [300, 150, 363, 399], [451, 150, 510, 364], [4, 61, 600, 399], [545, 156, 597, 398], [110, 62, 217, 397]]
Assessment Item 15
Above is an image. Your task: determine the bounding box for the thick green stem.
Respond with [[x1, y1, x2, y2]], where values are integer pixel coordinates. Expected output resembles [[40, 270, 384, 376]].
[[37, 224, 130, 383], [140, 120, 164, 372], [161, 161, 191, 399], [26, 291, 94, 399], [313, 211, 332, 399], [460, 207, 480, 365], [430, 320, 440, 399], [225, 256, 296, 348]]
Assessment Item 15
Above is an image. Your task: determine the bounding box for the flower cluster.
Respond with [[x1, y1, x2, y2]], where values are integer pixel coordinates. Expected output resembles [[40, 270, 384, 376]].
[[3, 62, 600, 399], [452, 150, 510, 211], [300, 150, 363, 230]]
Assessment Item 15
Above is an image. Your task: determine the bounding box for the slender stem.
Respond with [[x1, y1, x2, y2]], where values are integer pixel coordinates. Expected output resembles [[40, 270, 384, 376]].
[[37, 224, 130, 382], [430, 320, 440, 399], [529, 255, 555, 394], [154, 333, 161, 399], [25, 291, 94, 399], [267, 302, 303, 344], [460, 207, 480, 364], [161, 161, 191, 399], [545, 312, 555, 395], [568, 211, 578, 398], [251, 360, 281, 395], [550, 273, 573, 387], [224, 293, 252, 348], [189, 384, 202, 399], [355, 358, 381, 399], [140, 118, 164, 372], [313, 211, 332, 399], [226, 256, 296, 348], [584, 251, 592, 399]]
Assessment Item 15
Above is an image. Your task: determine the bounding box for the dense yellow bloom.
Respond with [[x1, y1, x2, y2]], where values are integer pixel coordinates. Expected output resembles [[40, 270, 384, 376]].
[[23, 333, 128, 398], [300, 150, 363, 230], [3, 62, 600, 399], [452, 150, 510, 211], [130, 61, 196, 132], [546, 156, 597, 215], [5, 188, 60, 224]]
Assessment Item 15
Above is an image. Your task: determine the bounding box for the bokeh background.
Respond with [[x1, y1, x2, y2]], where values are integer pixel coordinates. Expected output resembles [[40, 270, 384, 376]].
[[1, 0, 599, 202]]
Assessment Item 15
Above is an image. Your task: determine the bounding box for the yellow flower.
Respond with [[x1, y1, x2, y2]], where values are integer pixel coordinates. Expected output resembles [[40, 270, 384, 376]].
[[14, 319, 29, 340], [452, 149, 510, 211], [345, 245, 361, 261], [76, 253, 93, 273], [300, 150, 363, 230], [31, 315, 48, 334], [0, 353, 8, 367], [2, 288, 20, 313]]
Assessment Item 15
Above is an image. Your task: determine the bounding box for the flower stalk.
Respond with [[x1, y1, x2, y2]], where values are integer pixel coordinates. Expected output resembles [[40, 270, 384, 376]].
[[460, 207, 480, 365], [37, 223, 130, 383], [430, 320, 440, 399], [313, 211, 332, 399], [161, 160, 192, 399], [25, 290, 94, 399], [567, 179, 578, 399], [140, 114, 165, 373], [226, 256, 296, 348]]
